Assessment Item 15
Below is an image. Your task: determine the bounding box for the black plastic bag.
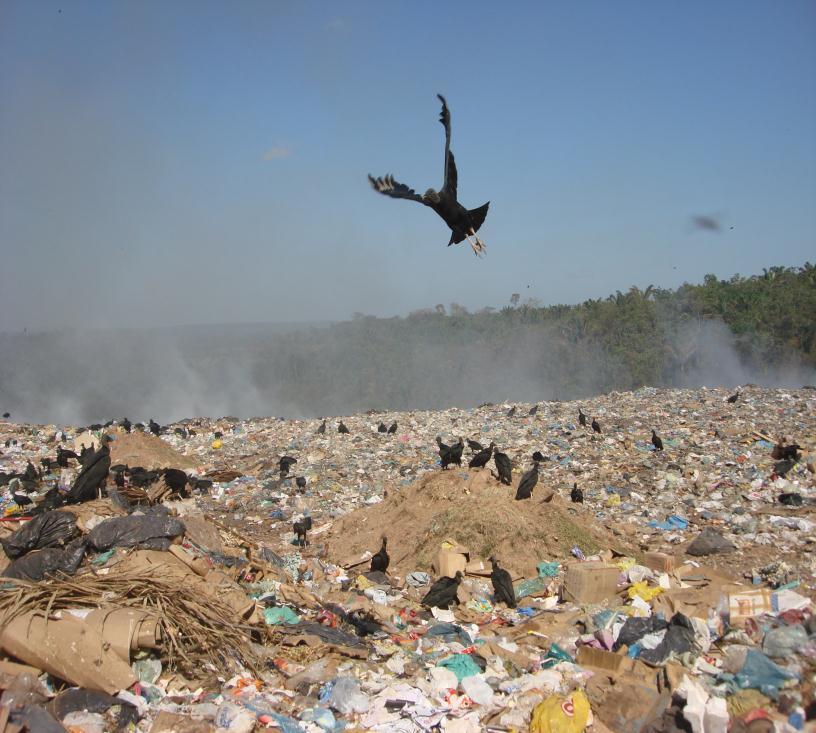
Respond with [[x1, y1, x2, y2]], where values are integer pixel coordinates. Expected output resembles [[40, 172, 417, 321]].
[[1, 510, 78, 560], [88, 514, 185, 551], [3, 537, 87, 581], [614, 615, 669, 650], [48, 688, 140, 728]]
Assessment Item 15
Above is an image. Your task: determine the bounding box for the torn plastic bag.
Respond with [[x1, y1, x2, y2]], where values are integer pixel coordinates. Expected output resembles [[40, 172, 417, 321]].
[[48, 688, 140, 728], [88, 514, 185, 551], [614, 615, 669, 650], [638, 612, 699, 665], [2, 537, 87, 581], [8, 705, 66, 733], [1, 510, 78, 559]]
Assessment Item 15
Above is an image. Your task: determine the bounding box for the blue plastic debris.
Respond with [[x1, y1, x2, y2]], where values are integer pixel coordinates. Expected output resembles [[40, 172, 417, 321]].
[[648, 515, 689, 531]]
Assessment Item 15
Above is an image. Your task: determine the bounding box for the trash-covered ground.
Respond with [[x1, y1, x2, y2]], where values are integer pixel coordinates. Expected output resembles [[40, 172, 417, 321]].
[[1, 385, 814, 732]]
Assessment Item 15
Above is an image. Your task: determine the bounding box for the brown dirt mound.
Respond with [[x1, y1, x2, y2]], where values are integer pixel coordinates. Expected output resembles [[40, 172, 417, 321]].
[[110, 432, 199, 471], [326, 469, 634, 578]]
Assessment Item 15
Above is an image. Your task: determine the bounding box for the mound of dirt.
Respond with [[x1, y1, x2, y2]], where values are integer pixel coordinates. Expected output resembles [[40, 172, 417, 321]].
[[109, 432, 199, 471], [326, 469, 634, 578]]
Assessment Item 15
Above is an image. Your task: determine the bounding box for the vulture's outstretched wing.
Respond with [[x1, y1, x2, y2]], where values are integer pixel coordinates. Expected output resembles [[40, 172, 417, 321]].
[[368, 174, 426, 204], [437, 94, 456, 197]]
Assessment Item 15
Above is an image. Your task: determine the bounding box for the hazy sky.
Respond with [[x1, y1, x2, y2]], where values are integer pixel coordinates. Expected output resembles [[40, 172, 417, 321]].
[[1, 1, 814, 331]]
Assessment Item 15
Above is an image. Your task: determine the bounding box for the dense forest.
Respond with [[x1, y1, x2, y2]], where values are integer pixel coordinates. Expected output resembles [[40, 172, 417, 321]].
[[1, 264, 814, 423]]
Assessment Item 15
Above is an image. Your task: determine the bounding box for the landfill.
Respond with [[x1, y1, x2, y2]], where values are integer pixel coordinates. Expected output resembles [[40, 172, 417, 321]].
[[0, 385, 814, 732]]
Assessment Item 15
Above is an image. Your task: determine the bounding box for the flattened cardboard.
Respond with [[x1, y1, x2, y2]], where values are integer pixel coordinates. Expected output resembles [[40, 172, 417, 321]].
[[576, 646, 628, 675], [562, 562, 621, 604], [644, 551, 676, 573], [435, 550, 467, 578], [0, 612, 136, 694]]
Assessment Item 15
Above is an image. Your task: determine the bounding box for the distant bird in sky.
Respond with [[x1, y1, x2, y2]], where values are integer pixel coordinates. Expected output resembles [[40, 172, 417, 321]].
[[368, 95, 489, 257]]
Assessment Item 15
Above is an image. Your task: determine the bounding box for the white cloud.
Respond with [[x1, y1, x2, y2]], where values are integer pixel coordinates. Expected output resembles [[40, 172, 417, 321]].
[[263, 146, 292, 161]]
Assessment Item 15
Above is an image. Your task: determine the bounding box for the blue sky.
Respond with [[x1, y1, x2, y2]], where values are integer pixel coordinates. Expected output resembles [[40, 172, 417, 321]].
[[1, 0, 814, 330]]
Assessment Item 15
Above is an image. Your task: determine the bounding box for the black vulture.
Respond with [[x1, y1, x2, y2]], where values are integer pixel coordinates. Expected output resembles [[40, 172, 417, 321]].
[[296, 476, 307, 491], [377, 422, 388, 433], [388, 421, 398, 434], [11, 491, 32, 507], [368, 95, 489, 257], [515, 461, 539, 500], [528, 405, 538, 416], [467, 439, 484, 453], [148, 419, 161, 436], [726, 390, 740, 404], [1, 412, 9, 419], [317, 419, 326, 435], [338, 421, 350, 434], [293, 515, 312, 547], [570, 483, 584, 503], [114, 470, 126, 489], [468, 442, 494, 469], [772, 442, 801, 461], [122, 417, 132, 433], [65, 436, 112, 504], [493, 450, 512, 485], [421, 571, 463, 609], [489, 557, 516, 608], [651, 430, 664, 452], [442, 438, 464, 469], [578, 409, 587, 427], [162, 468, 189, 495], [370, 537, 390, 573], [279, 455, 298, 477], [506, 406, 516, 417], [435, 436, 450, 464], [532, 450, 545, 462], [591, 418, 601, 434]]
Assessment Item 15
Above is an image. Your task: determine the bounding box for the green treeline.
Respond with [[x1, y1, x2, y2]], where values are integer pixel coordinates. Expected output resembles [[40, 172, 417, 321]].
[[252, 263, 816, 413]]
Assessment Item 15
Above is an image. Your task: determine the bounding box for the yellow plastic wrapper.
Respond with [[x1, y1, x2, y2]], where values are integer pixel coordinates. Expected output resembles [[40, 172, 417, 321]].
[[529, 690, 590, 733], [605, 494, 621, 507], [355, 574, 374, 590], [211, 439, 223, 449], [627, 580, 664, 602]]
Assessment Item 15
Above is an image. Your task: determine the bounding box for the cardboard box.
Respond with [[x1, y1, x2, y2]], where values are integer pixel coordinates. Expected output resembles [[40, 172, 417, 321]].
[[562, 562, 621, 604], [576, 646, 628, 675], [644, 551, 675, 573], [728, 589, 773, 627], [434, 543, 469, 578]]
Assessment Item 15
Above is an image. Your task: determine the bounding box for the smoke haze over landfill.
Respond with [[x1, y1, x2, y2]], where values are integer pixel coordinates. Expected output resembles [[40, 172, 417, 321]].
[[1, 2, 815, 423]]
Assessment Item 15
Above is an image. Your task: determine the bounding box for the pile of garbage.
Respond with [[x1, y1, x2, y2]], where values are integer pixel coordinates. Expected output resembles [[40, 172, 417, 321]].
[[0, 385, 813, 731]]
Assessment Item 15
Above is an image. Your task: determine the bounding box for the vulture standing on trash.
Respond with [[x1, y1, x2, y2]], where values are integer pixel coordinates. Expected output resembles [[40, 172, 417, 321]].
[[388, 421, 398, 434], [293, 515, 312, 547], [279, 455, 298, 477], [467, 439, 484, 453], [532, 450, 545, 462], [468, 442, 494, 469], [570, 483, 584, 503], [515, 461, 539, 500], [489, 557, 516, 608], [529, 405, 538, 416], [651, 430, 664, 451], [591, 418, 602, 434], [506, 405, 516, 417], [436, 436, 450, 460], [493, 450, 512, 485], [368, 95, 489, 257], [296, 476, 307, 491], [442, 437, 464, 469], [377, 422, 387, 433], [121, 417, 132, 433], [65, 436, 112, 504], [726, 391, 740, 404], [148, 419, 161, 436], [421, 571, 463, 609], [578, 409, 588, 427], [370, 537, 390, 573], [317, 419, 326, 435], [338, 421, 350, 434], [772, 442, 801, 461]]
